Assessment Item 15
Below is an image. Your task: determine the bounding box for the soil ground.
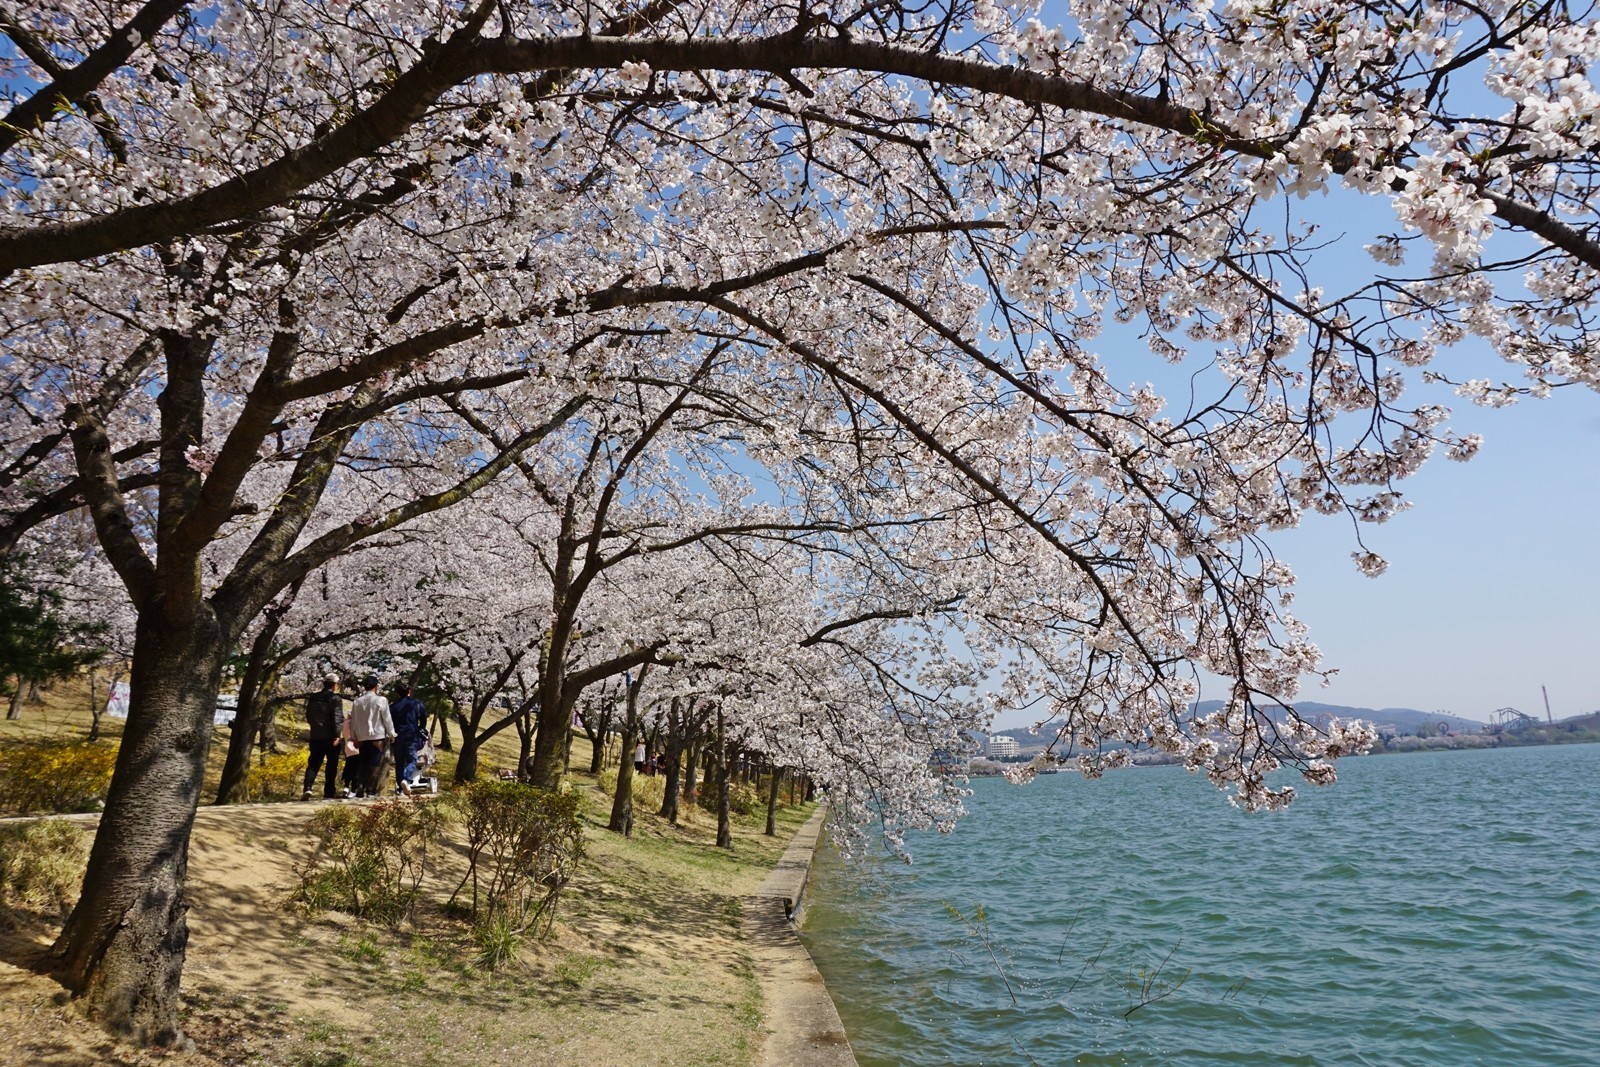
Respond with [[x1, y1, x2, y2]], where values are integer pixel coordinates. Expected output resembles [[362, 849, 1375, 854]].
[[0, 680, 817, 1067]]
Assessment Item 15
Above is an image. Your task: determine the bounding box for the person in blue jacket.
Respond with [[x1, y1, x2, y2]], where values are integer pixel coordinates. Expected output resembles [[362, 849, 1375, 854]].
[[390, 682, 428, 794]]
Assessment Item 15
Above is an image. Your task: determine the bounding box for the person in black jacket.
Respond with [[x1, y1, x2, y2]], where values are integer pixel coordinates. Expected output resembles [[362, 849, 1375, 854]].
[[301, 674, 345, 800]]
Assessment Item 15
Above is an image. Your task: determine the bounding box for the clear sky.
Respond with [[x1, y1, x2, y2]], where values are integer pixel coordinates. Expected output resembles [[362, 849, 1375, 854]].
[[1259, 383, 1600, 722], [1198, 183, 1600, 724]]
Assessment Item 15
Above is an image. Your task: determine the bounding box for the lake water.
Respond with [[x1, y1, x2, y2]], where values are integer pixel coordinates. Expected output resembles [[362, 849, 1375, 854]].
[[803, 744, 1600, 1066]]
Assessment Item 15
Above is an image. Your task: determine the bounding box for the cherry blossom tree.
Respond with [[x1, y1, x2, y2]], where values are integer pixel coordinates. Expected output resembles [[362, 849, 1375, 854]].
[[6, 0, 1600, 1049]]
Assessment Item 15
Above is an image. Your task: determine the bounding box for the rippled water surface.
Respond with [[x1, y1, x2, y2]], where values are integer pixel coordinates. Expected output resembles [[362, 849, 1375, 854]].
[[803, 744, 1600, 1066]]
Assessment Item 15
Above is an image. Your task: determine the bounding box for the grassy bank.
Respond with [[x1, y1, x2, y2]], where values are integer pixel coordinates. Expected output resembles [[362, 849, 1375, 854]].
[[0, 677, 816, 1067]]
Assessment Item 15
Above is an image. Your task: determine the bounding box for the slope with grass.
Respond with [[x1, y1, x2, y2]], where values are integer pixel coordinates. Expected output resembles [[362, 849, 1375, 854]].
[[0, 676, 829, 1067]]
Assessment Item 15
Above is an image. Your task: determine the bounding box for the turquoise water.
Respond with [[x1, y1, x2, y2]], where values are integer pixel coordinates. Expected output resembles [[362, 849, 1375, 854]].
[[803, 744, 1600, 1066]]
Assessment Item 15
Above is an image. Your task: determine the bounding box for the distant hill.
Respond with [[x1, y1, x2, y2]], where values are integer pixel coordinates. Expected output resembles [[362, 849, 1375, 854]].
[[983, 701, 1490, 750], [1193, 700, 1488, 736]]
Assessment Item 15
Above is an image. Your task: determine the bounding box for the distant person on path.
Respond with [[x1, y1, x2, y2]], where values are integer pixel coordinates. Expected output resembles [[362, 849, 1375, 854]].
[[390, 682, 427, 794], [346, 674, 395, 798], [635, 741, 646, 773], [301, 674, 344, 801]]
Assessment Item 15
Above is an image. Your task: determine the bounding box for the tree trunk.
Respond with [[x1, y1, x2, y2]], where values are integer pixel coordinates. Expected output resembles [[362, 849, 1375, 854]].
[[608, 718, 639, 835], [683, 734, 701, 808], [714, 709, 732, 849], [657, 705, 682, 824], [560, 707, 574, 774], [88, 668, 102, 742], [6, 676, 22, 720], [659, 753, 681, 823], [527, 698, 565, 792], [436, 702, 454, 751], [257, 698, 279, 754], [453, 724, 482, 783], [607, 671, 645, 835], [765, 765, 782, 837], [26, 676, 42, 703], [50, 606, 225, 1047], [584, 706, 613, 774], [515, 706, 535, 780], [214, 619, 283, 804]]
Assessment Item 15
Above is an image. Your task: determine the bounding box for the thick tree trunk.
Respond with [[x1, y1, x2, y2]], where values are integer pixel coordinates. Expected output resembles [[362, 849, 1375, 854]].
[[6, 677, 22, 720], [560, 708, 573, 774], [26, 676, 42, 703], [657, 718, 682, 824], [608, 718, 639, 835], [528, 698, 564, 791], [659, 755, 681, 823], [453, 725, 482, 783], [50, 606, 225, 1047], [765, 766, 782, 836]]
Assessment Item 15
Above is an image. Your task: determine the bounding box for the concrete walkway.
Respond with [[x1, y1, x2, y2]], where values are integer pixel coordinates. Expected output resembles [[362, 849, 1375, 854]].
[[742, 805, 859, 1067]]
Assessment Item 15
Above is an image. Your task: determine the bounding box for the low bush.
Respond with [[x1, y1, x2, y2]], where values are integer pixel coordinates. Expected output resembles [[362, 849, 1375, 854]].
[[695, 778, 759, 816], [451, 780, 584, 948], [290, 799, 448, 927], [727, 781, 759, 817], [598, 768, 664, 812], [0, 739, 117, 814], [245, 750, 308, 803], [0, 819, 88, 921]]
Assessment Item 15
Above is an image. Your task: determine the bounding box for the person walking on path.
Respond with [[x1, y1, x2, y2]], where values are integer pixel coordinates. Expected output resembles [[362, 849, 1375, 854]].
[[389, 682, 427, 794], [346, 674, 395, 798], [301, 674, 345, 800]]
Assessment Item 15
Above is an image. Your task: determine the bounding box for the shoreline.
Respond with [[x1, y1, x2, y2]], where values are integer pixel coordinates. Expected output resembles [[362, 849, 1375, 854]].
[[742, 805, 859, 1067]]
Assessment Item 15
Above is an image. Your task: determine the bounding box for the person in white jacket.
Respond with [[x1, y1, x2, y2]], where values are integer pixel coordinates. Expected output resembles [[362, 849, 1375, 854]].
[[344, 674, 395, 798]]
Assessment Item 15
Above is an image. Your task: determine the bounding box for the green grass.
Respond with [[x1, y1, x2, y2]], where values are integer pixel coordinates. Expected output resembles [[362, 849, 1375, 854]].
[[551, 951, 609, 989], [337, 931, 386, 968]]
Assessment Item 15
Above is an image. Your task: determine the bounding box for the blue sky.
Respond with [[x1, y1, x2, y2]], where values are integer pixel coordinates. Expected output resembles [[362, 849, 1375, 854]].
[[1262, 384, 1600, 721]]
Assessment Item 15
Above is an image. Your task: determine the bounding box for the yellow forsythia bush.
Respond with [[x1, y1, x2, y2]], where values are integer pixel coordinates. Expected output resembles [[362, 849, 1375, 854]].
[[247, 750, 310, 802], [0, 740, 118, 814]]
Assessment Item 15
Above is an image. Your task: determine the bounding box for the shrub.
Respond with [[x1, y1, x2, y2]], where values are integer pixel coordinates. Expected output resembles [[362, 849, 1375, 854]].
[[727, 781, 759, 817], [0, 819, 88, 921], [695, 778, 758, 816], [451, 780, 584, 942], [245, 750, 308, 803], [290, 799, 448, 927], [598, 768, 664, 812], [0, 739, 117, 814]]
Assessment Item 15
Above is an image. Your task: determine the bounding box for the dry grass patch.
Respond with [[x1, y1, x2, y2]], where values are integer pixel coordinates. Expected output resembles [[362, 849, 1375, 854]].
[[0, 685, 817, 1067]]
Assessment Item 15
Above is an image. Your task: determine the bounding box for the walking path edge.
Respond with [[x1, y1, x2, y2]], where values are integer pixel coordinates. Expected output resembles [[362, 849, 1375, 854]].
[[742, 804, 860, 1067]]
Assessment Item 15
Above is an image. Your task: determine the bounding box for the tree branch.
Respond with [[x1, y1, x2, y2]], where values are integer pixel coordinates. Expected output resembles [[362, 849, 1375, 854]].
[[63, 404, 156, 607]]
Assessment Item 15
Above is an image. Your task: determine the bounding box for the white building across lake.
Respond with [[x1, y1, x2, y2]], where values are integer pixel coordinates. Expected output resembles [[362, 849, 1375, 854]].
[[988, 735, 1020, 759]]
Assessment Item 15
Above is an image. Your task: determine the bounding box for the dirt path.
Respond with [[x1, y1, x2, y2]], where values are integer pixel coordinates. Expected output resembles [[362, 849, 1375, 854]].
[[0, 793, 835, 1067]]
